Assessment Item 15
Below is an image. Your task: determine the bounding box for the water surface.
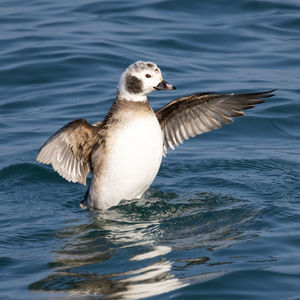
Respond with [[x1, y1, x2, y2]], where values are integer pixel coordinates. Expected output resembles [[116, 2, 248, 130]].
[[1, 0, 300, 299]]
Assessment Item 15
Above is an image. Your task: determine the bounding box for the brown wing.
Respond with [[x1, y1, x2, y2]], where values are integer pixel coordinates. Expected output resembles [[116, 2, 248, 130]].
[[37, 119, 101, 185], [155, 90, 276, 155]]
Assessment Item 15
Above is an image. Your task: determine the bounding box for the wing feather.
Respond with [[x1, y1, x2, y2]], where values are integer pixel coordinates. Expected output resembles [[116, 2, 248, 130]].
[[37, 119, 101, 185], [156, 90, 276, 155]]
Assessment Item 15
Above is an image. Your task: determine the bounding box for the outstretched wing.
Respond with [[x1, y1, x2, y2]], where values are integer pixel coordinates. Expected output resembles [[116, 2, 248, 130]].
[[155, 90, 276, 155], [37, 119, 101, 185]]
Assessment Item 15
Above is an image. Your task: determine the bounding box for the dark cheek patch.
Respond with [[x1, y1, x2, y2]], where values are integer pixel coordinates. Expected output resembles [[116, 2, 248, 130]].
[[126, 75, 143, 94]]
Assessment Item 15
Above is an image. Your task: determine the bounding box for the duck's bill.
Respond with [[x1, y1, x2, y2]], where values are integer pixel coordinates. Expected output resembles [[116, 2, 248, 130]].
[[154, 80, 176, 90]]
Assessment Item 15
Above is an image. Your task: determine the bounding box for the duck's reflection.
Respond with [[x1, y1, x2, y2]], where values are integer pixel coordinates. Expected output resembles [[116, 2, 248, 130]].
[[30, 192, 260, 298], [30, 204, 187, 299]]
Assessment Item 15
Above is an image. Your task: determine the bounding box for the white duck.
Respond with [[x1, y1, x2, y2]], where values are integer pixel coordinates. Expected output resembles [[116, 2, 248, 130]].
[[37, 61, 275, 210]]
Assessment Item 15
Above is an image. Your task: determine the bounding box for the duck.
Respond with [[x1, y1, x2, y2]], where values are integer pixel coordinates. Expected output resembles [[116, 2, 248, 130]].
[[37, 61, 275, 210]]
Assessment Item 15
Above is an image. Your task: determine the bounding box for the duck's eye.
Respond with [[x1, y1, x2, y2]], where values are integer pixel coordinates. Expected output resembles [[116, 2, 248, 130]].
[[145, 74, 151, 78]]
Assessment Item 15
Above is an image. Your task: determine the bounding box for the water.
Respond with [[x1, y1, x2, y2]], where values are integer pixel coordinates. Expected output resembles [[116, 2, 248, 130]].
[[1, 0, 300, 299]]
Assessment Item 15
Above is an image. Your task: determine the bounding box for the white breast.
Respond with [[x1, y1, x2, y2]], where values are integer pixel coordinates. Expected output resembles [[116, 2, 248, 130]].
[[90, 115, 163, 210]]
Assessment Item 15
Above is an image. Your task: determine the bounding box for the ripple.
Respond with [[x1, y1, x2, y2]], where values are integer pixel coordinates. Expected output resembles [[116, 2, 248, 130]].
[[1, 0, 300, 299], [172, 269, 300, 299]]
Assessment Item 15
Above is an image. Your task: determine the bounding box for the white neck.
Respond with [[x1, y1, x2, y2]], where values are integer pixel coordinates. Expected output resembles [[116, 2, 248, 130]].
[[117, 89, 148, 102]]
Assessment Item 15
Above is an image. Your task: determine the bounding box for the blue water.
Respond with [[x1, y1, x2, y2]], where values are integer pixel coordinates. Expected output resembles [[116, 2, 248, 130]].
[[1, 0, 300, 299]]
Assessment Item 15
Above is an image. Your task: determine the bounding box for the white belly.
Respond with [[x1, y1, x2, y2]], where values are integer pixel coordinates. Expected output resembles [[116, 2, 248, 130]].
[[90, 115, 163, 210]]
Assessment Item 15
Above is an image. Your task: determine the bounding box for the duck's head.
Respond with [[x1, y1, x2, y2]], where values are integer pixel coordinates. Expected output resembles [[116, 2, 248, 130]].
[[118, 61, 176, 102]]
